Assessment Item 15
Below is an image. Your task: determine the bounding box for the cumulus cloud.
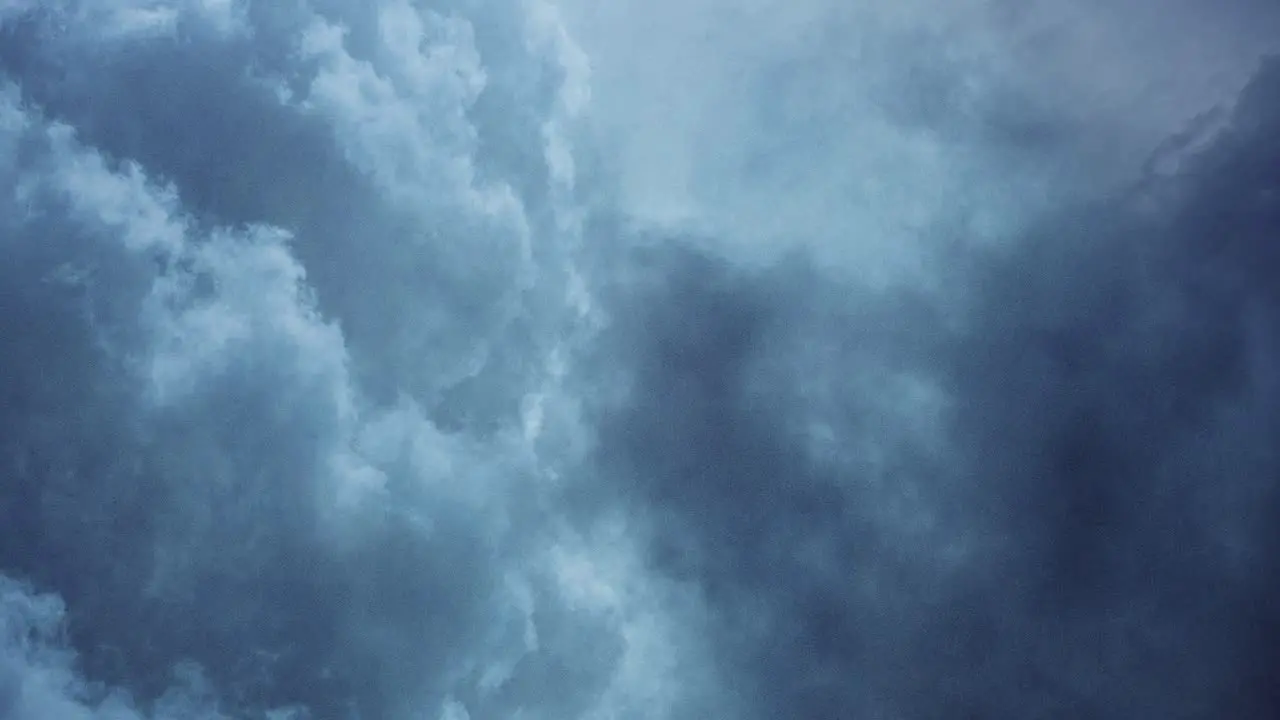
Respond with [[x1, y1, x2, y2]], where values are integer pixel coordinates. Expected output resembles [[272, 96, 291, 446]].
[[2, 0, 1280, 719], [0, 3, 650, 718]]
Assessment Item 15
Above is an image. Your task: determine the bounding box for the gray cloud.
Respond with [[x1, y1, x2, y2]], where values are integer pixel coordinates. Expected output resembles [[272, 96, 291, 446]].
[[586, 57, 1280, 719], [2, 1, 1280, 719], [555, 0, 1280, 283], [0, 3, 632, 718]]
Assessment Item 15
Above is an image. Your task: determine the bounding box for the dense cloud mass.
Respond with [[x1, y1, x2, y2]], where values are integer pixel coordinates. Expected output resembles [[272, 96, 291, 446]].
[[1, 1, 1279, 718]]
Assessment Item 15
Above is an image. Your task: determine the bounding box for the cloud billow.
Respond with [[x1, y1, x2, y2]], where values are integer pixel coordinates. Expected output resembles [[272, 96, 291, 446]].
[[2, 1, 1280, 719]]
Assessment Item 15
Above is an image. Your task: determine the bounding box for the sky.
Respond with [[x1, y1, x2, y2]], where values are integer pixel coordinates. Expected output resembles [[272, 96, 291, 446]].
[[0, 1, 1279, 718]]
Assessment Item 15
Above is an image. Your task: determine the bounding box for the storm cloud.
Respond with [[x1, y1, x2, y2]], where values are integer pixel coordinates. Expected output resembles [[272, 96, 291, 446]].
[[1, 1, 1279, 719]]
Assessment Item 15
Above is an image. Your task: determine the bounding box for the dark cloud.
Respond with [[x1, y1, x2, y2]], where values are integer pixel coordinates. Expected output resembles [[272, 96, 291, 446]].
[[3, 2, 1280, 719], [589, 56, 1280, 719]]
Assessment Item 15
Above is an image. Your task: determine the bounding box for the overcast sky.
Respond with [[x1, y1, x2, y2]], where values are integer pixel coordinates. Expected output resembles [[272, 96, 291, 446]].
[[2, 1, 1280, 719]]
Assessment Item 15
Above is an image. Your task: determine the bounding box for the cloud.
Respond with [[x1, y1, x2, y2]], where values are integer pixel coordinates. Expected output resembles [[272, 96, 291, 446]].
[[554, 0, 1280, 285], [584, 54, 1280, 719], [3, 1, 1280, 719], [0, 573, 291, 720], [0, 3, 652, 718]]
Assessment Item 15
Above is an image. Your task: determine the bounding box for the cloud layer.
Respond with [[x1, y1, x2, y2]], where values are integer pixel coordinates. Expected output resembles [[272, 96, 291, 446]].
[[1, 1, 1279, 719]]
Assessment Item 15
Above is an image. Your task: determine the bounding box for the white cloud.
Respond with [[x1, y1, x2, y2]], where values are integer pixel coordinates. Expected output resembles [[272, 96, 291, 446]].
[[2, 85, 388, 531], [5, 59, 670, 717], [6, 0, 247, 41], [547, 517, 724, 720], [0, 2, 947, 717], [551, 0, 1280, 284], [298, 4, 528, 244], [0, 575, 240, 720], [289, 4, 552, 401]]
